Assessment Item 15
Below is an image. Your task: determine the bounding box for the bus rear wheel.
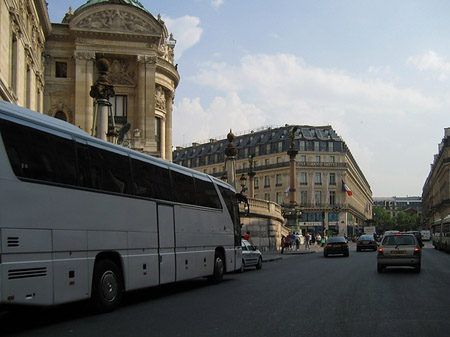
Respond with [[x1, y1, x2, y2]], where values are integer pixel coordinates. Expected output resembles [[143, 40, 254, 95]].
[[92, 259, 123, 313]]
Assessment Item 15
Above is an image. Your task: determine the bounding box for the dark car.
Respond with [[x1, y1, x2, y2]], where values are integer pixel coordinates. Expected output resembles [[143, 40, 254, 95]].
[[324, 237, 349, 257], [240, 239, 263, 271], [356, 235, 378, 252], [377, 233, 422, 273], [407, 231, 424, 247]]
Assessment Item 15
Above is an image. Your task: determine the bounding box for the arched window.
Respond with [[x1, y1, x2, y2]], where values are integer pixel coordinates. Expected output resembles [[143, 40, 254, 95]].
[[54, 111, 67, 121]]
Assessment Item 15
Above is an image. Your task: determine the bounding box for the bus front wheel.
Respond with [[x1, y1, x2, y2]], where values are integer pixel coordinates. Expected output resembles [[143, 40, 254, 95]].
[[208, 251, 224, 284], [92, 259, 123, 313]]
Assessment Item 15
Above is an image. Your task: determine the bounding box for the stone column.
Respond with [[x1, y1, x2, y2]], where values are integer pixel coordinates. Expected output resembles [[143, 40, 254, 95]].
[[136, 56, 147, 140], [137, 56, 157, 153], [74, 51, 95, 132], [165, 91, 174, 161], [160, 117, 166, 160]]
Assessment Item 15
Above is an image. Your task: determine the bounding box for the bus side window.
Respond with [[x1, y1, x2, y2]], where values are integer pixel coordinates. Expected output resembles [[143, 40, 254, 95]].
[[0, 120, 77, 185], [171, 170, 195, 204], [89, 145, 132, 195], [75, 142, 92, 188], [194, 177, 221, 209], [131, 158, 173, 201]]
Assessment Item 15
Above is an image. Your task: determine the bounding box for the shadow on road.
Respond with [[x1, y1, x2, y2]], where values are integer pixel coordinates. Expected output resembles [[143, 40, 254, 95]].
[[0, 278, 232, 335]]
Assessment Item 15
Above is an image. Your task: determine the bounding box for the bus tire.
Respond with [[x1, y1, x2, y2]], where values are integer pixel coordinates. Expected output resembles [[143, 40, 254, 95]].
[[92, 259, 123, 313], [208, 251, 224, 284]]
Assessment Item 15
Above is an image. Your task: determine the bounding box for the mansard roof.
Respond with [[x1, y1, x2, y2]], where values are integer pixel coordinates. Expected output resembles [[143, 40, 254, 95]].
[[172, 125, 343, 162]]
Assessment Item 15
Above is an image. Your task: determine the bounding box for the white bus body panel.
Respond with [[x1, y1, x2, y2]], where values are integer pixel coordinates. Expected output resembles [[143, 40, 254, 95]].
[[158, 205, 176, 284], [1, 229, 54, 305]]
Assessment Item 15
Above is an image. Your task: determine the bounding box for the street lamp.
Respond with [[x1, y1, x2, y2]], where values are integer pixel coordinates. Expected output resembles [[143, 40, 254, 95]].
[[239, 173, 247, 193], [248, 154, 255, 198]]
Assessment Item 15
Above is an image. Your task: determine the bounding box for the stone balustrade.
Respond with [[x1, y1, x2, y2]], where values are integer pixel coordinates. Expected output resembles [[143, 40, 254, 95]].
[[240, 197, 289, 251]]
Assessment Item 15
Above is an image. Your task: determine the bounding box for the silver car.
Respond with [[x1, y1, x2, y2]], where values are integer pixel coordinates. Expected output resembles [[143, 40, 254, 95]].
[[377, 233, 422, 273], [241, 239, 262, 272]]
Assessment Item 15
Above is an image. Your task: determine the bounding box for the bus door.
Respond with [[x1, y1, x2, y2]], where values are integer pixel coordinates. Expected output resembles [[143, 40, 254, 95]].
[[157, 204, 176, 284]]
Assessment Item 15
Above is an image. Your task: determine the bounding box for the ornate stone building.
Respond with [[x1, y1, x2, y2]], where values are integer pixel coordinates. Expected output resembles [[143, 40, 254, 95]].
[[1, 0, 179, 160], [173, 125, 373, 238], [422, 128, 450, 227], [0, 0, 50, 111]]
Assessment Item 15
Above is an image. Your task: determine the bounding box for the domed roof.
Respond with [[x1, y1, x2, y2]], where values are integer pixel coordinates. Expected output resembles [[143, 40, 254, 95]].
[[74, 0, 149, 14]]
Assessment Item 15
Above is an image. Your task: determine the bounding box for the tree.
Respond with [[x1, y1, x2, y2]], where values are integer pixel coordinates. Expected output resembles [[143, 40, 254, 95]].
[[372, 207, 420, 233], [372, 206, 394, 232]]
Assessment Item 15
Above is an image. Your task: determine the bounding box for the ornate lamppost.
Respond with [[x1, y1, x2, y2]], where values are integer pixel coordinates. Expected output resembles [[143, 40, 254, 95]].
[[248, 154, 255, 198], [90, 57, 116, 142], [239, 174, 247, 193], [224, 130, 237, 189]]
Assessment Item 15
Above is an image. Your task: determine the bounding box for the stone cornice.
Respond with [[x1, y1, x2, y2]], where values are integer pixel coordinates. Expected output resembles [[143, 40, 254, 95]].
[[156, 59, 180, 88]]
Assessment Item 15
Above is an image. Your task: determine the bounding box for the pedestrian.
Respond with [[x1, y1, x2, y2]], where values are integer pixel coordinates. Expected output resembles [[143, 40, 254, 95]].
[[244, 231, 250, 241], [284, 234, 291, 251], [316, 233, 322, 246], [281, 235, 285, 254], [290, 232, 296, 250], [305, 232, 310, 249], [295, 233, 300, 251]]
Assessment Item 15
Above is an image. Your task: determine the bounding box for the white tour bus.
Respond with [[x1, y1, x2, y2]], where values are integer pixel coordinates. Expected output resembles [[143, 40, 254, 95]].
[[431, 215, 450, 252], [0, 101, 247, 312]]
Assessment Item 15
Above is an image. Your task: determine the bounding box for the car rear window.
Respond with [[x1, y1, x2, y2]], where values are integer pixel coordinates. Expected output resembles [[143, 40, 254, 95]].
[[383, 235, 415, 245]]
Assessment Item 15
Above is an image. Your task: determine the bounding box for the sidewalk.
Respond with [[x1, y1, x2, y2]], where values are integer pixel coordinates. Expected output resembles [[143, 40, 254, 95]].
[[262, 243, 324, 262], [262, 241, 357, 262]]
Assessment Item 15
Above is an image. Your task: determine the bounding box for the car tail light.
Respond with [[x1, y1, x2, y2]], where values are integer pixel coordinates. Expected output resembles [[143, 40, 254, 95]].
[[377, 248, 384, 256], [344, 243, 348, 247], [356, 241, 361, 244], [326, 244, 331, 248], [414, 247, 421, 256]]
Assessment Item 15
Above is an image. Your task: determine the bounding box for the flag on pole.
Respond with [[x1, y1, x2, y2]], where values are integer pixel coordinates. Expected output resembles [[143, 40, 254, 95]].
[[342, 180, 353, 196], [285, 186, 290, 197]]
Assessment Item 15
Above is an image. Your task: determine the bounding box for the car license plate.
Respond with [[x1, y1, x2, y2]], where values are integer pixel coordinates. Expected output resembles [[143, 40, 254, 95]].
[[334, 244, 342, 247], [362, 241, 369, 244], [391, 250, 406, 254]]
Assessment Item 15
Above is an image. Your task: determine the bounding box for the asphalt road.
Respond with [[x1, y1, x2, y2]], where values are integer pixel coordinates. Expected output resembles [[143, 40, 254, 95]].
[[1, 242, 450, 337]]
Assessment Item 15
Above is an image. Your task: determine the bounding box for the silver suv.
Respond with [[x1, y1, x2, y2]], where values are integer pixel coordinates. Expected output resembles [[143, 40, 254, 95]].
[[377, 233, 422, 273]]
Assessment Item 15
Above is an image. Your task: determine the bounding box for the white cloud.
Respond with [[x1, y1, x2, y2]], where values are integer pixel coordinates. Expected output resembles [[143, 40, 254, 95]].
[[191, 53, 438, 117], [407, 50, 450, 80], [173, 93, 265, 146], [162, 15, 203, 60], [211, 0, 224, 8], [174, 52, 445, 195]]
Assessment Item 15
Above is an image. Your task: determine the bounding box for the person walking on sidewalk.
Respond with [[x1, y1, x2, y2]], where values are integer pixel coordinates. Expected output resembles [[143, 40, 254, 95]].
[[305, 232, 311, 249], [316, 233, 322, 246]]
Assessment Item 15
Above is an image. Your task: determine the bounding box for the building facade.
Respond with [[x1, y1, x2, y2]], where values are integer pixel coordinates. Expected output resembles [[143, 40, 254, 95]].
[[0, 0, 50, 111], [1, 0, 179, 160], [422, 127, 450, 227], [373, 196, 422, 218], [173, 125, 373, 237]]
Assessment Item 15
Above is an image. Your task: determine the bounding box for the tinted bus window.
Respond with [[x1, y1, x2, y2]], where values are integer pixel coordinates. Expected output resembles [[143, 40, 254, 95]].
[[171, 169, 195, 204], [131, 158, 173, 201], [194, 177, 222, 209], [0, 120, 77, 185], [75, 141, 93, 188], [89, 144, 132, 194]]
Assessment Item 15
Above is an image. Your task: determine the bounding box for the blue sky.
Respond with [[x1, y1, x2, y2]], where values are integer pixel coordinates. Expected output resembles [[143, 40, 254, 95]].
[[47, 0, 450, 197]]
